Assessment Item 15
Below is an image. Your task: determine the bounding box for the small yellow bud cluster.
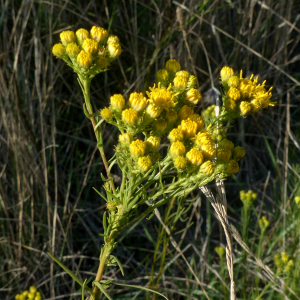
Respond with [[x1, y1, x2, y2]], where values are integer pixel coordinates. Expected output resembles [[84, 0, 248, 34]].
[[119, 132, 132, 145], [15, 286, 41, 300], [178, 105, 194, 121], [195, 130, 216, 159], [137, 156, 153, 172], [240, 190, 257, 207], [220, 67, 275, 116], [153, 119, 167, 135], [186, 148, 203, 166], [166, 59, 181, 73], [130, 139, 146, 157], [128, 92, 147, 111], [211, 126, 227, 143], [215, 246, 226, 258], [145, 136, 160, 152], [100, 107, 113, 120], [295, 196, 300, 208], [166, 110, 178, 123], [274, 252, 294, 274], [201, 105, 216, 123], [52, 26, 121, 75], [186, 88, 202, 105], [258, 216, 270, 231]]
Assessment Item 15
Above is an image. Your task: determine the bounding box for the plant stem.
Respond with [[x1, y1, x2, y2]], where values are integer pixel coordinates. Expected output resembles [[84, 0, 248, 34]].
[[80, 76, 116, 195]]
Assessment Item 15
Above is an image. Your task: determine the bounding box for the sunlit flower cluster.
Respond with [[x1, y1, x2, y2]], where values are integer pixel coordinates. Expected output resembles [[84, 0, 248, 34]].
[[52, 26, 121, 78], [15, 286, 41, 300], [274, 252, 295, 274], [220, 66, 275, 116]]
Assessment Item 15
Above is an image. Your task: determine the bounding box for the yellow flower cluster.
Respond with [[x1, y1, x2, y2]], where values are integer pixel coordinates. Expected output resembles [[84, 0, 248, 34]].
[[258, 216, 270, 231], [201, 105, 216, 123], [15, 286, 41, 300], [52, 26, 121, 76], [274, 252, 294, 274], [221, 66, 275, 116], [240, 190, 257, 207]]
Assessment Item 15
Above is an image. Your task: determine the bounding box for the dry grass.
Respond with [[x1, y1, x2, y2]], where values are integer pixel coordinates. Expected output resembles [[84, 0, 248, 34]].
[[0, 0, 300, 299]]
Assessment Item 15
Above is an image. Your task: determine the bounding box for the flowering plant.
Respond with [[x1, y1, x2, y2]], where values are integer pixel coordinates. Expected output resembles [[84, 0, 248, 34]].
[[50, 25, 274, 300]]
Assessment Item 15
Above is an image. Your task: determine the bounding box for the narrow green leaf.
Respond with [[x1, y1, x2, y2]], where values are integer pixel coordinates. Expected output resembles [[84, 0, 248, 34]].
[[113, 282, 169, 299], [110, 255, 124, 276], [103, 211, 107, 234], [94, 119, 104, 131], [47, 252, 94, 296], [93, 281, 113, 300], [83, 103, 90, 119], [93, 187, 108, 202]]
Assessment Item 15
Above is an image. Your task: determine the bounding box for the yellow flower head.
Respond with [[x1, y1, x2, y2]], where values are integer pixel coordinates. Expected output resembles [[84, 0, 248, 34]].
[[201, 143, 216, 159], [202, 104, 216, 121], [29, 286, 37, 294], [147, 83, 177, 110], [107, 42, 122, 58], [166, 110, 178, 123], [110, 94, 125, 111], [200, 161, 215, 175], [145, 136, 160, 152], [178, 105, 194, 121], [52, 43, 66, 57], [226, 160, 239, 173], [195, 130, 214, 146], [220, 66, 234, 81], [258, 216, 270, 231], [35, 296, 42, 300], [130, 139, 146, 157], [66, 42, 80, 57], [168, 128, 184, 142], [295, 196, 300, 208], [28, 293, 35, 300], [227, 76, 240, 88], [215, 246, 225, 258], [186, 148, 203, 166], [82, 38, 98, 54], [98, 57, 109, 68], [240, 101, 252, 116], [173, 75, 188, 90], [170, 141, 186, 158], [145, 104, 162, 119], [239, 78, 254, 98], [186, 88, 202, 105], [122, 108, 138, 125], [157, 69, 169, 83], [217, 148, 232, 163], [189, 114, 204, 131], [138, 156, 152, 172], [22, 291, 28, 296], [176, 70, 190, 78], [128, 92, 147, 111], [107, 201, 117, 211], [281, 251, 289, 264], [219, 139, 234, 150], [254, 87, 274, 109], [251, 98, 263, 112], [165, 59, 181, 73], [107, 35, 120, 44], [60, 30, 75, 45], [119, 132, 132, 145], [153, 118, 167, 134], [224, 98, 236, 111], [90, 26, 108, 43], [77, 50, 92, 67], [76, 28, 89, 45], [232, 146, 246, 160], [227, 87, 241, 101], [181, 118, 198, 139], [187, 75, 197, 88], [174, 156, 187, 170], [100, 107, 112, 120]]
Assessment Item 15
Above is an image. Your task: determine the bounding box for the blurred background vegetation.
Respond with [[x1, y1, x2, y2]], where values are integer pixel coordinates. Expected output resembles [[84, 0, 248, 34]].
[[0, 0, 300, 299]]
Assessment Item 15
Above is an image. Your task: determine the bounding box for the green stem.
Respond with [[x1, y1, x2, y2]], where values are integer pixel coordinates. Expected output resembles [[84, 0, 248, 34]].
[[79, 76, 116, 195]]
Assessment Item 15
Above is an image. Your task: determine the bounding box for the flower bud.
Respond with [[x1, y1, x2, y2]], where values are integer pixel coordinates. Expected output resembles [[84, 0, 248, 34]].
[[76, 28, 89, 45], [77, 50, 92, 67], [200, 161, 215, 175], [107, 201, 117, 211], [189, 114, 204, 131], [187, 75, 197, 88], [170, 141, 186, 158], [168, 128, 184, 142], [181, 118, 198, 139], [119, 132, 132, 145], [153, 119, 167, 134], [107, 35, 120, 44], [175, 70, 190, 78], [186, 88, 202, 105], [130, 139, 146, 157], [98, 57, 109, 68], [215, 246, 225, 258], [220, 66, 234, 81], [232, 146, 246, 160], [165, 59, 181, 73], [82, 38, 98, 54], [295, 196, 300, 208], [166, 110, 178, 123], [186, 148, 203, 166], [60, 30, 75, 46], [217, 148, 232, 163], [145, 136, 160, 152], [100, 107, 113, 120], [178, 105, 194, 121], [122, 108, 138, 125], [145, 104, 162, 119], [219, 139, 234, 150], [157, 69, 169, 84], [90, 26, 108, 43], [107, 42, 122, 58], [52, 43, 66, 57], [174, 156, 187, 170], [227, 76, 240, 88], [227, 87, 241, 101], [224, 98, 236, 111], [128, 92, 147, 111], [138, 156, 152, 172], [110, 94, 125, 111], [240, 101, 252, 116], [66, 42, 80, 57], [226, 160, 239, 173], [173, 75, 188, 90]]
